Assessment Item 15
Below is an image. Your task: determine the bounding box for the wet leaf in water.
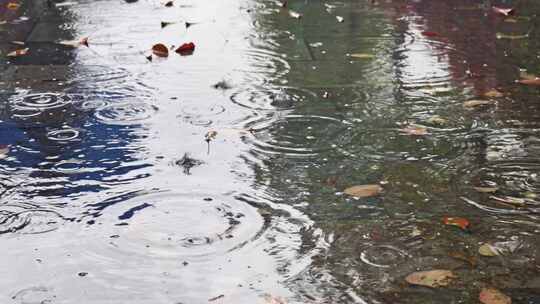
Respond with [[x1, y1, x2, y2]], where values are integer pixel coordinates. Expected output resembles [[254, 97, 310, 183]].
[[399, 125, 429, 136], [449, 251, 477, 267], [288, 10, 302, 19], [483, 89, 503, 98], [264, 294, 287, 304], [405, 270, 456, 287], [344, 184, 382, 198], [479, 240, 522, 257], [6, 48, 29, 57], [152, 43, 169, 57], [7, 2, 20, 10], [175, 42, 195, 55], [422, 31, 439, 37], [336, 16, 344, 23], [442, 217, 470, 230], [478, 243, 499, 257], [480, 287, 511, 304], [426, 115, 447, 125], [518, 78, 540, 86], [350, 53, 374, 59], [0, 145, 9, 159], [491, 6, 515, 16], [473, 186, 498, 193], [164, 1, 173, 7], [463, 99, 494, 108]]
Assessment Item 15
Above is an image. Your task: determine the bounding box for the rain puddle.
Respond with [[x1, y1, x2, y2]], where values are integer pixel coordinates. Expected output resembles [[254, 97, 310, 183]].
[[1, 0, 540, 303]]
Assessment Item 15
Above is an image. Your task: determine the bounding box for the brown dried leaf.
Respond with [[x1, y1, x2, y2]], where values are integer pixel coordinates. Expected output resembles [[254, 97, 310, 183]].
[[152, 43, 169, 57], [483, 89, 503, 98], [344, 184, 382, 198], [480, 288, 511, 304], [350, 53, 374, 59], [7, 2, 20, 10], [405, 270, 456, 287]]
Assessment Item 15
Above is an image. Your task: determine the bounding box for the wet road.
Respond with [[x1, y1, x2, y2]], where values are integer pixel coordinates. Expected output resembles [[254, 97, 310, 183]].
[[1, 0, 540, 303]]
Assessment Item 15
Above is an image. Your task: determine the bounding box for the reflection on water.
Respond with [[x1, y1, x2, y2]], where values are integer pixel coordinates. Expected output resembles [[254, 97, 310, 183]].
[[2, 0, 540, 303]]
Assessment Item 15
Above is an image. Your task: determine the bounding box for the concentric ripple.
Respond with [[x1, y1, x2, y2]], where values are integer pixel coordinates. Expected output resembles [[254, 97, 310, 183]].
[[359, 245, 410, 268], [230, 86, 316, 110], [47, 128, 80, 142], [10, 93, 74, 118], [0, 207, 64, 234], [94, 192, 264, 259], [180, 104, 226, 127], [249, 115, 353, 157], [94, 103, 158, 125]]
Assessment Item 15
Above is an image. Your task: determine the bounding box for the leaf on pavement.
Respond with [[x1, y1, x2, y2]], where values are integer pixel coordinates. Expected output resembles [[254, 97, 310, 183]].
[[344, 184, 382, 198], [479, 288, 511, 304], [405, 270, 456, 287]]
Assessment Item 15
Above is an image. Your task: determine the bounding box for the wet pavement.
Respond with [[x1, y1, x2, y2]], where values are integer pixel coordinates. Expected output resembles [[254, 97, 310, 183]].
[[1, 0, 540, 303]]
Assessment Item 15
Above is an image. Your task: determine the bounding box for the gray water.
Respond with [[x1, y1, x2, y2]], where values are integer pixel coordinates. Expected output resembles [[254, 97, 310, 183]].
[[1, 0, 540, 303]]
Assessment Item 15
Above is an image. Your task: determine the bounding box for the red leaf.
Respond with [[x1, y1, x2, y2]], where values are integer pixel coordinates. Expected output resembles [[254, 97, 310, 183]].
[[152, 43, 169, 57], [422, 31, 439, 37], [175, 42, 195, 55], [492, 6, 515, 16], [518, 78, 540, 86], [443, 217, 470, 230]]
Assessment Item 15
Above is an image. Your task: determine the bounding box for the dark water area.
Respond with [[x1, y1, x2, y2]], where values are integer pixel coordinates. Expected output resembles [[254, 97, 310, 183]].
[[1, 0, 540, 303]]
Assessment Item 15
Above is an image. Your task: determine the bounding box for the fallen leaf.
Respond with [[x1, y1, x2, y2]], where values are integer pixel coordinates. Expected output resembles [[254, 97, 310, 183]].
[[344, 184, 382, 198], [399, 125, 429, 136], [479, 243, 499, 256], [6, 48, 29, 57], [483, 89, 503, 98], [175, 42, 195, 55], [288, 10, 302, 19], [422, 31, 439, 37], [336, 16, 344, 23], [492, 6, 515, 16], [463, 99, 494, 108], [405, 270, 456, 287], [473, 186, 498, 193], [350, 53, 374, 59], [518, 78, 540, 86], [479, 240, 522, 256], [426, 115, 447, 125], [442, 217, 470, 230], [164, 1, 173, 7], [152, 43, 169, 57], [480, 288, 511, 304], [7, 2, 20, 10], [449, 251, 477, 267]]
